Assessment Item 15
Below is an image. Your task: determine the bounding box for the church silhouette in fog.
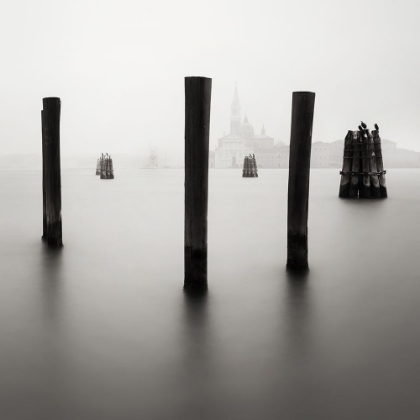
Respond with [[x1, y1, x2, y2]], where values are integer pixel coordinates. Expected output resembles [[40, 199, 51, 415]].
[[215, 85, 279, 168]]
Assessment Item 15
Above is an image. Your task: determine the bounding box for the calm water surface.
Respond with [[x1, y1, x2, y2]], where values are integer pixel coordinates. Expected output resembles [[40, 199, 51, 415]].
[[1, 168, 420, 419]]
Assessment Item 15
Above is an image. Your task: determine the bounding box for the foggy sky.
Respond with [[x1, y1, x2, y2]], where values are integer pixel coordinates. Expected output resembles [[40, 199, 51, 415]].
[[1, 0, 420, 157]]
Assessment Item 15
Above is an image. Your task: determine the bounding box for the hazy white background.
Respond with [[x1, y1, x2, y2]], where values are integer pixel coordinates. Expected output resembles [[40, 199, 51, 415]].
[[1, 0, 419, 157]]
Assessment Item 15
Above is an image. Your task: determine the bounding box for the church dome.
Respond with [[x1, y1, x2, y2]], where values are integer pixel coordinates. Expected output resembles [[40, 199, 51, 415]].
[[238, 115, 254, 137]]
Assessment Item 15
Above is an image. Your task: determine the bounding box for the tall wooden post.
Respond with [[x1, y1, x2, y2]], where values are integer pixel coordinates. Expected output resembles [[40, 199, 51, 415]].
[[373, 130, 387, 198], [41, 110, 47, 240], [287, 92, 315, 270], [360, 130, 371, 198], [339, 130, 353, 198], [42, 97, 63, 248], [368, 130, 380, 198], [184, 77, 212, 291], [349, 131, 361, 198]]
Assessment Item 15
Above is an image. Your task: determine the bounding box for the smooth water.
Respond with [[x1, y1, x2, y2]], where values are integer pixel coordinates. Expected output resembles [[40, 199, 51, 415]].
[[1, 168, 419, 419]]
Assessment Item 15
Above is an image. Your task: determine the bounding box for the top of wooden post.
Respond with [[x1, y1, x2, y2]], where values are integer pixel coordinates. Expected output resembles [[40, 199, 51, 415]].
[[293, 91, 315, 95], [185, 76, 211, 81], [42, 97, 61, 109]]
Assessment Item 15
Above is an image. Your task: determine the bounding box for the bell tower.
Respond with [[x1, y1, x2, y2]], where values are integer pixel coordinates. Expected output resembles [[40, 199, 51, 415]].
[[230, 84, 241, 134]]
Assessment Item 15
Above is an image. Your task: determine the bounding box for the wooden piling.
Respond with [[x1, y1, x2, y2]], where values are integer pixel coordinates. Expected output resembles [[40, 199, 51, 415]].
[[360, 130, 371, 198], [349, 131, 361, 198], [287, 91, 315, 270], [42, 97, 62, 248], [41, 110, 47, 240], [100, 153, 106, 179], [184, 76, 212, 292], [109, 157, 114, 179], [368, 130, 380, 198], [252, 156, 258, 177], [373, 130, 387, 198], [242, 157, 248, 177], [339, 130, 353, 198]]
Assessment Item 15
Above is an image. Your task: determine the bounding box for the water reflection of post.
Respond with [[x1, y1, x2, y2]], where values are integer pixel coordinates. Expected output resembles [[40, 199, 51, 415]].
[[181, 290, 218, 416], [41, 246, 63, 325], [182, 290, 210, 364], [284, 269, 312, 358], [40, 246, 66, 409]]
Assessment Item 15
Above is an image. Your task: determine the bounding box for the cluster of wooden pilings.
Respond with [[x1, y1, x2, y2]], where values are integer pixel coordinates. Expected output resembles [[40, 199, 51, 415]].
[[242, 155, 258, 177], [339, 123, 387, 198], [40, 84, 315, 278], [97, 153, 114, 179]]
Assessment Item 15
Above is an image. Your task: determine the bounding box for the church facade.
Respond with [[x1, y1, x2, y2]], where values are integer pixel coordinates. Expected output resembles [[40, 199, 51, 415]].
[[215, 86, 277, 168]]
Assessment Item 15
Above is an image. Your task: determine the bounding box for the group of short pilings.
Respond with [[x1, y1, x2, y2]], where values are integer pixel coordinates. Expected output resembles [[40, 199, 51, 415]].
[[339, 124, 387, 198], [242, 155, 258, 177], [96, 154, 114, 179], [40, 84, 315, 289]]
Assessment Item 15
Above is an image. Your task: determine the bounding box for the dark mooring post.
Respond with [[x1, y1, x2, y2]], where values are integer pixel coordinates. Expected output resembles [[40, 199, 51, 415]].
[[349, 131, 361, 198], [41, 110, 47, 240], [368, 129, 381, 198], [184, 77, 212, 292], [339, 130, 353, 197], [373, 130, 387, 198], [360, 129, 371, 198], [287, 92, 315, 270], [242, 156, 248, 177], [42, 97, 63, 248]]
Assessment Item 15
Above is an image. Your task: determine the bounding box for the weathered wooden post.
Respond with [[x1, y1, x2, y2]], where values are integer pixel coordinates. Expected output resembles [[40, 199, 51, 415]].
[[373, 129, 387, 198], [42, 97, 63, 248], [360, 129, 371, 198], [96, 158, 101, 175], [184, 76, 212, 292], [252, 156, 258, 177], [100, 153, 106, 179], [287, 92, 315, 270], [109, 156, 114, 179], [349, 131, 361, 198], [41, 110, 47, 240], [242, 156, 248, 177], [368, 130, 381, 198], [339, 130, 353, 198]]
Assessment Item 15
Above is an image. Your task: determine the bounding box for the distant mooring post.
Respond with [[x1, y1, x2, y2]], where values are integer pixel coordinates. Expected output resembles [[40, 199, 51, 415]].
[[242, 154, 258, 177], [99, 153, 114, 179], [184, 76, 212, 292], [42, 97, 63, 248], [287, 92, 315, 270]]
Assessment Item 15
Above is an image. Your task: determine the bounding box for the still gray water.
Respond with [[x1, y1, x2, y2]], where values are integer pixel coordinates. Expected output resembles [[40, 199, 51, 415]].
[[1, 168, 419, 419]]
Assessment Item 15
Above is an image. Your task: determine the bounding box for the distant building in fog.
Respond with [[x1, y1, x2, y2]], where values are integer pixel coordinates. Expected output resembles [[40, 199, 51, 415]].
[[209, 150, 215, 168], [311, 141, 331, 167], [213, 86, 419, 169], [215, 86, 283, 168], [147, 149, 158, 168]]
